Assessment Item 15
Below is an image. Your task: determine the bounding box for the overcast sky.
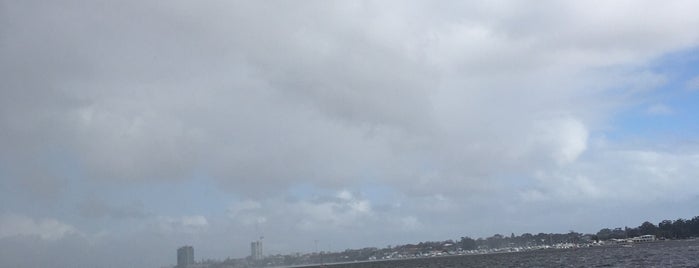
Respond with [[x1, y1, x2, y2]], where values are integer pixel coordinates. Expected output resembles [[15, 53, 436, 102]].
[[2, 1, 699, 267]]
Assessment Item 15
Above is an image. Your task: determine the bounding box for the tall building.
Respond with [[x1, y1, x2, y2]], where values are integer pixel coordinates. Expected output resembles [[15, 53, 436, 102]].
[[250, 240, 263, 260], [177, 246, 194, 268]]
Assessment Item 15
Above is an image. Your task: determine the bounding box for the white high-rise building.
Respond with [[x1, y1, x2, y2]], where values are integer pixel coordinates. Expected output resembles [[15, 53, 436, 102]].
[[177, 246, 194, 268], [250, 240, 263, 260]]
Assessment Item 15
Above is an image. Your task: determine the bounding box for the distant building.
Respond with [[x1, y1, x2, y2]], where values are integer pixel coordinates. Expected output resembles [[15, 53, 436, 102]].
[[177, 246, 194, 268], [632, 234, 656, 242], [251, 240, 263, 260]]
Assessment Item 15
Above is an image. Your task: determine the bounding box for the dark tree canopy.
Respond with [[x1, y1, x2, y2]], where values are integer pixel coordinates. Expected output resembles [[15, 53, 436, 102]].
[[593, 217, 699, 240]]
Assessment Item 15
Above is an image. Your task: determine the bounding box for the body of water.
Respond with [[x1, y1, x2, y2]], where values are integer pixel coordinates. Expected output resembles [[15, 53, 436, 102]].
[[299, 239, 699, 268]]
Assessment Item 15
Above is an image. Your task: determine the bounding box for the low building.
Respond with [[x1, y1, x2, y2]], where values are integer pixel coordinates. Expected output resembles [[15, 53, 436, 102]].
[[632, 235, 656, 242]]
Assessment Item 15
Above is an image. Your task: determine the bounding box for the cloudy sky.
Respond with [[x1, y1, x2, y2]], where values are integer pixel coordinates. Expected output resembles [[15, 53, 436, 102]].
[[3, 0, 699, 267]]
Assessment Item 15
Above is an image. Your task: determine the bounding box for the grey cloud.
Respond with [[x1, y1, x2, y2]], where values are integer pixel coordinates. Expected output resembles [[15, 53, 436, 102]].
[[3, 1, 699, 267], [525, 148, 699, 203], [0, 230, 184, 268], [4, 0, 699, 198], [78, 199, 150, 219]]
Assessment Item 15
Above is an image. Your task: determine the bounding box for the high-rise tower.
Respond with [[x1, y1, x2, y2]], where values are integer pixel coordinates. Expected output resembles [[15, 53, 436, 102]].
[[250, 240, 263, 260], [177, 246, 194, 268]]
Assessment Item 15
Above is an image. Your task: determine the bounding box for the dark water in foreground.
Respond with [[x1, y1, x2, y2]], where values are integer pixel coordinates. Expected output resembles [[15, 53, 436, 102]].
[[302, 240, 699, 268]]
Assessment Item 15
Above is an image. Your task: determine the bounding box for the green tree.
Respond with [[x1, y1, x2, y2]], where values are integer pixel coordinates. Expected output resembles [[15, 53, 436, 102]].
[[611, 228, 626, 239], [659, 220, 674, 238], [520, 233, 534, 246], [638, 221, 658, 236], [460, 237, 476, 250], [625, 226, 640, 238], [672, 218, 690, 239], [690, 216, 699, 237], [596, 228, 612, 240]]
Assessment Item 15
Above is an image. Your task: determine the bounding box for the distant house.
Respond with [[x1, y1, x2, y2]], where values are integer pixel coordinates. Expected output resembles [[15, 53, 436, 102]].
[[632, 235, 656, 242]]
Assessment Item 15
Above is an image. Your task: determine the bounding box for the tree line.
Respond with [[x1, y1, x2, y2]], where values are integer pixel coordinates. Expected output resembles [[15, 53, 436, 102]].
[[595, 216, 699, 240], [460, 215, 699, 250]]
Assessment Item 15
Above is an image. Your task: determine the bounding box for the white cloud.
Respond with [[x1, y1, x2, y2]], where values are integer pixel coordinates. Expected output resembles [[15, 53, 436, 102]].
[[336, 190, 354, 201], [685, 75, 699, 91], [292, 192, 375, 231], [397, 216, 422, 231], [153, 215, 209, 234], [521, 117, 589, 165], [227, 200, 266, 225], [647, 103, 674, 115], [522, 148, 699, 203], [180, 215, 209, 228], [547, 118, 589, 165], [0, 214, 78, 240]]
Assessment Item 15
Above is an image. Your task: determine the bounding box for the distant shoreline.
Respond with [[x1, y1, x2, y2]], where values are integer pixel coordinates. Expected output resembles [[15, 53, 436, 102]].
[[292, 239, 699, 268]]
